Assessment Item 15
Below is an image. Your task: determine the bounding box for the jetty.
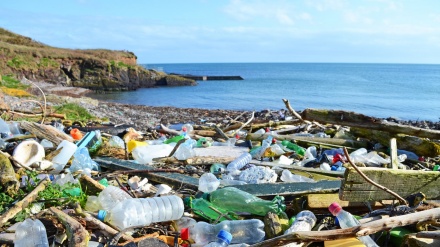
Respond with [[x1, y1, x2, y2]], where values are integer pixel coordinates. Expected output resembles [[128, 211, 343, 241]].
[[170, 73, 243, 81]]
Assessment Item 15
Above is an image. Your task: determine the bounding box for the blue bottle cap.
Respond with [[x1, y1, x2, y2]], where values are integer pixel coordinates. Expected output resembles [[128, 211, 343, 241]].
[[97, 210, 107, 221], [217, 230, 232, 244]]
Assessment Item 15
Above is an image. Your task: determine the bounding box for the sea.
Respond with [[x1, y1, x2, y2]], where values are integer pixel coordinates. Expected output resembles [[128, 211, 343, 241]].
[[89, 63, 440, 122]]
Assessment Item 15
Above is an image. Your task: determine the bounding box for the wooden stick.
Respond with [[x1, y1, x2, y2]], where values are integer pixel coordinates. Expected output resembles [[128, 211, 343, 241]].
[[282, 98, 306, 122], [343, 147, 408, 206], [249, 207, 440, 246], [416, 231, 440, 239], [231, 111, 254, 136], [213, 124, 231, 139], [49, 207, 89, 247], [0, 179, 50, 228]]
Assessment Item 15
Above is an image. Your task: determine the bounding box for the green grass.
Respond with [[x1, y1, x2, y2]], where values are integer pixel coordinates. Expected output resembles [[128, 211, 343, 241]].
[[0, 75, 29, 89], [54, 103, 95, 121]]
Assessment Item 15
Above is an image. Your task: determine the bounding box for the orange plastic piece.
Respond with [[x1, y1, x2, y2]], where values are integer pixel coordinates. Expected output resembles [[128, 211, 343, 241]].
[[70, 128, 83, 140]]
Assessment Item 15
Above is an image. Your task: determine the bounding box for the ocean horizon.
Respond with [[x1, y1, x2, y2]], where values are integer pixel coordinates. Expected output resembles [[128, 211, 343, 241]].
[[89, 62, 440, 122]]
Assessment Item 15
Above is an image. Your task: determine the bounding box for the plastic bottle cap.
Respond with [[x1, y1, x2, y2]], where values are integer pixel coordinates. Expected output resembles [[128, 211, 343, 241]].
[[180, 228, 189, 240], [217, 230, 232, 244], [70, 128, 83, 140], [328, 202, 342, 216], [97, 210, 107, 221], [182, 127, 187, 132]]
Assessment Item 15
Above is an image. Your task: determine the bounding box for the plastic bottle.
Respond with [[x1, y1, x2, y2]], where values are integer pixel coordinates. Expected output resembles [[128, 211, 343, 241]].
[[252, 136, 273, 160], [109, 135, 125, 148], [205, 187, 285, 216], [51, 140, 78, 172], [97, 185, 132, 211], [191, 219, 265, 245], [210, 163, 226, 174], [0, 118, 12, 138], [68, 147, 100, 176], [226, 152, 252, 176], [284, 210, 317, 235], [238, 166, 277, 184], [280, 169, 315, 183], [204, 230, 233, 247], [185, 197, 240, 222], [14, 218, 49, 247], [132, 144, 174, 164], [98, 195, 184, 230], [199, 173, 220, 193], [329, 202, 379, 247], [280, 140, 305, 156], [174, 139, 197, 160]]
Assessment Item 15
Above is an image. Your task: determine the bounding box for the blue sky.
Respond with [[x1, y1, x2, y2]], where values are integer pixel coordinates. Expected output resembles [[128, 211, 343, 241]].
[[1, 0, 439, 64]]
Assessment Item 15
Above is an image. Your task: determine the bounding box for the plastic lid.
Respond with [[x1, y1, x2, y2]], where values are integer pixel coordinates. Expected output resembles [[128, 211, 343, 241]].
[[217, 230, 232, 244], [180, 227, 189, 240], [97, 210, 107, 221], [328, 202, 342, 216]]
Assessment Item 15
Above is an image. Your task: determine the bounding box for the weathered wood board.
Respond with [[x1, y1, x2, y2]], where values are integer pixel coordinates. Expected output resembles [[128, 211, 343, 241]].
[[340, 167, 440, 201], [95, 157, 341, 197]]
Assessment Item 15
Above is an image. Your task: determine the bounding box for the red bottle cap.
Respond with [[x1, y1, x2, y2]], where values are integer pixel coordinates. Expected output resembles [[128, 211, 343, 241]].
[[182, 127, 187, 132], [265, 127, 270, 132], [180, 227, 189, 240], [328, 202, 342, 216]]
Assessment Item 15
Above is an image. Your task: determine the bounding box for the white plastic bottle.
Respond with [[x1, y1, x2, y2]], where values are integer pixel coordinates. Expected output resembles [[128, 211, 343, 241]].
[[226, 152, 252, 176], [14, 218, 49, 247], [198, 173, 220, 193], [191, 219, 265, 246], [98, 195, 184, 230], [329, 202, 379, 247], [97, 185, 132, 211], [204, 230, 233, 247]]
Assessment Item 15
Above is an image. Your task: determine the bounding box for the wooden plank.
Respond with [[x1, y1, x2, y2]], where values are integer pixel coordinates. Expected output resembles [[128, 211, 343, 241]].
[[94, 157, 199, 190], [390, 138, 399, 169], [94, 157, 340, 197], [230, 180, 340, 197], [307, 193, 392, 209], [301, 108, 440, 140], [340, 167, 440, 201]]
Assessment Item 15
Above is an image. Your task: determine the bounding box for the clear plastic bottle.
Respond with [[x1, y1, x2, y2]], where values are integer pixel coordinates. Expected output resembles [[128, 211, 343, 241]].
[[14, 218, 49, 247], [198, 173, 220, 193], [174, 139, 197, 160], [68, 147, 100, 176], [328, 202, 379, 247], [191, 219, 265, 245], [204, 230, 233, 247], [226, 152, 252, 176], [98, 195, 184, 230], [97, 185, 132, 211], [284, 210, 317, 235], [280, 169, 315, 183]]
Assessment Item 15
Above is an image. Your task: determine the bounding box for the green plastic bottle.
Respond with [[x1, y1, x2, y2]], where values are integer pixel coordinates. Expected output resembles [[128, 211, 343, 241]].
[[204, 187, 286, 216], [281, 140, 306, 156], [185, 197, 240, 222], [164, 135, 185, 144]]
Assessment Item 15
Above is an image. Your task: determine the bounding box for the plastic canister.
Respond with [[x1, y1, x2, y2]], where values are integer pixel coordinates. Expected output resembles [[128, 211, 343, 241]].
[[51, 140, 78, 172]]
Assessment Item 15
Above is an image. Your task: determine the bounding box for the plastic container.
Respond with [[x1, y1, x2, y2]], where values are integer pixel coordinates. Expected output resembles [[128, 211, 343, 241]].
[[98, 195, 184, 230], [329, 202, 379, 247], [191, 219, 264, 245], [198, 173, 220, 193], [238, 166, 277, 184], [0, 119, 11, 138], [226, 152, 252, 176], [76, 130, 102, 154], [97, 185, 132, 211], [12, 140, 45, 168], [132, 144, 174, 164], [108, 135, 125, 148], [204, 230, 233, 247], [174, 139, 197, 160], [8, 122, 22, 135], [284, 210, 317, 235], [205, 187, 285, 216], [14, 218, 49, 247], [51, 140, 78, 172], [68, 147, 100, 176]]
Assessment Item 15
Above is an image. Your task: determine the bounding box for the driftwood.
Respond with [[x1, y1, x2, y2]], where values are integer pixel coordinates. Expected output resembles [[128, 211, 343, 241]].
[[79, 174, 106, 195], [301, 108, 440, 140], [20, 121, 73, 146], [250, 207, 440, 247], [250, 119, 301, 131], [282, 98, 306, 122], [350, 128, 440, 157], [0, 179, 50, 228], [246, 133, 368, 149], [0, 152, 20, 196], [49, 207, 89, 247], [185, 156, 236, 165]]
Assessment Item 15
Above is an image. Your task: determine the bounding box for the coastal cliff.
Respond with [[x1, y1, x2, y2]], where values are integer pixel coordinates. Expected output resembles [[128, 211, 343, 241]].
[[0, 28, 196, 91]]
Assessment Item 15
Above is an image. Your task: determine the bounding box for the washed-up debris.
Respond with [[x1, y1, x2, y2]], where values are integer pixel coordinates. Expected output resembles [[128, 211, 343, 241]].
[[1, 92, 440, 247]]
